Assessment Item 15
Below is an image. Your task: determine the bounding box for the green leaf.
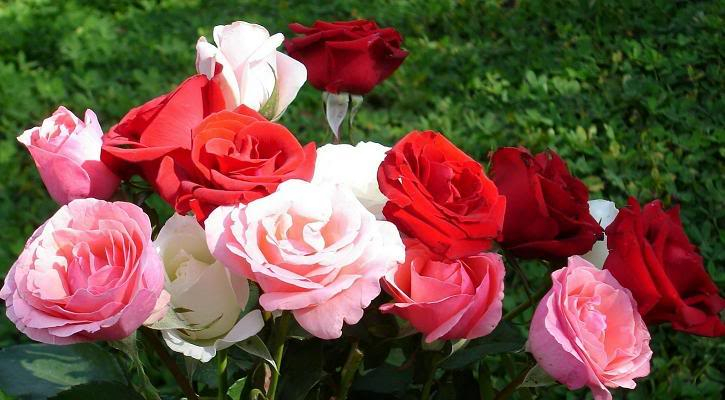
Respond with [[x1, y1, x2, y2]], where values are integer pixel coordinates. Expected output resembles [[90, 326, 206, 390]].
[[439, 322, 525, 370], [520, 364, 556, 388], [109, 332, 160, 400], [147, 307, 220, 332], [278, 340, 326, 400], [50, 382, 144, 400], [227, 377, 247, 400], [0, 343, 126, 399], [258, 65, 280, 120], [235, 335, 278, 372], [351, 363, 414, 395]]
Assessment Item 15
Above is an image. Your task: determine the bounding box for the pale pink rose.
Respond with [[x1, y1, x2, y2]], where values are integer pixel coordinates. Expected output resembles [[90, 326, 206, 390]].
[[529, 256, 652, 400], [196, 21, 307, 120], [18, 106, 120, 205], [0, 199, 167, 344], [380, 239, 505, 342], [205, 179, 405, 339]]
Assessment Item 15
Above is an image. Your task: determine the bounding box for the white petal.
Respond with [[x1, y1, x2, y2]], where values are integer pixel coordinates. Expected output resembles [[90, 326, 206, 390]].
[[270, 52, 307, 120], [582, 200, 619, 269]]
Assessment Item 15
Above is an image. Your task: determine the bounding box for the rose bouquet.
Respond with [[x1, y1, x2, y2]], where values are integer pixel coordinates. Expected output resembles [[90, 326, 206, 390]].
[[1, 18, 723, 400]]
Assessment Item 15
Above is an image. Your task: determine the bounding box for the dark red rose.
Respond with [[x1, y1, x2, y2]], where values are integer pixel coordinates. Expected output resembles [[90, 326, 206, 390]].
[[604, 198, 725, 337], [378, 131, 506, 259], [489, 147, 603, 260], [284, 19, 408, 95], [102, 75, 316, 221]]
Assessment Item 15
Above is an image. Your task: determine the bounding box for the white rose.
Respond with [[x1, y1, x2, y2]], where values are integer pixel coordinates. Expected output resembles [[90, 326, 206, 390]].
[[196, 21, 307, 120], [155, 214, 264, 362], [312, 141, 389, 218], [582, 199, 619, 268]]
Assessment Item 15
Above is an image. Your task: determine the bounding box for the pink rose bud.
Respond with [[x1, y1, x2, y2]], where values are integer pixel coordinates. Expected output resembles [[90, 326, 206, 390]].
[[529, 256, 652, 400], [18, 106, 120, 205], [380, 239, 505, 342], [0, 199, 168, 344]]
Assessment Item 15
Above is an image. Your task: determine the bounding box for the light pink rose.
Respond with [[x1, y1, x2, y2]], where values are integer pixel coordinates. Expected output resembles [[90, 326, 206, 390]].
[[0, 199, 167, 344], [529, 256, 652, 400], [205, 179, 405, 339], [18, 106, 120, 205], [380, 239, 505, 342], [196, 21, 307, 120]]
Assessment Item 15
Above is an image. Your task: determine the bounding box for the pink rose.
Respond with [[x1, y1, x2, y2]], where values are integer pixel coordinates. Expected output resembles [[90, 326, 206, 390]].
[[529, 256, 652, 400], [0, 199, 167, 344], [380, 240, 505, 342], [205, 179, 405, 339], [18, 107, 120, 205]]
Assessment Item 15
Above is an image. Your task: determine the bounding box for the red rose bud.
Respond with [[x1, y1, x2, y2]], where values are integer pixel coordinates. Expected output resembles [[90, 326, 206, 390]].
[[490, 147, 603, 260], [604, 198, 725, 337], [378, 131, 506, 259], [284, 19, 408, 95]]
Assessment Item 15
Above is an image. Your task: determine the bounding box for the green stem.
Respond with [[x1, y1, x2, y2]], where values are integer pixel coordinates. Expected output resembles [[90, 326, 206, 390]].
[[494, 364, 534, 400], [503, 284, 548, 321], [140, 328, 199, 400], [267, 312, 292, 400], [337, 341, 364, 400], [421, 352, 443, 400], [478, 361, 494, 400], [217, 348, 228, 400], [504, 251, 533, 302]]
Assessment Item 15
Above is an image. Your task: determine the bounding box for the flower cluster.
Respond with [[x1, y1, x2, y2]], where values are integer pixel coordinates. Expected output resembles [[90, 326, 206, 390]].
[[3, 17, 722, 400]]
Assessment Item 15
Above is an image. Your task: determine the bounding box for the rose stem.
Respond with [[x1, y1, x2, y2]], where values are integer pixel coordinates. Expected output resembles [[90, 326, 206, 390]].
[[267, 311, 292, 400], [421, 351, 444, 400], [503, 284, 549, 321], [217, 348, 229, 400], [504, 251, 533, 302], [337, 340, 364, 400], [493, 364, 534, 400], [478, 360, 495, 400], [140, 327, 200, 400]]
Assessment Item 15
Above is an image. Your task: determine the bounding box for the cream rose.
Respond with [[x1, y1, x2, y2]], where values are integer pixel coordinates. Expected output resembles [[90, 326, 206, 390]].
[[155, 214, 263, 362], [311, 142, 389, 218]]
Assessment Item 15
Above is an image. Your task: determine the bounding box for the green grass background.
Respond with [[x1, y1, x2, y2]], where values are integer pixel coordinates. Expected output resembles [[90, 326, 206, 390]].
[[0, 0, 722, 398]]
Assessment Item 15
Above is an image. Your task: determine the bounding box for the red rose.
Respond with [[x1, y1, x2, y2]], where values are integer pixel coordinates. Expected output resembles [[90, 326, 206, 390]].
[[604, 198, 725, 337], [378, 131, 506, 258], [102, 74, 227, 178], [173, 108, 316, 219], [284, 19, 408, 94], [489, 147, 602, 260], [102, 75, 316, 221]]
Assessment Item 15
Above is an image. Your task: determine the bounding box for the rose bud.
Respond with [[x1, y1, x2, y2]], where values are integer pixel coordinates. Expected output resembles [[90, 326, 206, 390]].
[[284, 19, 408, 95], [18, 107, 120, 205], [196, 21, 307, 120]]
